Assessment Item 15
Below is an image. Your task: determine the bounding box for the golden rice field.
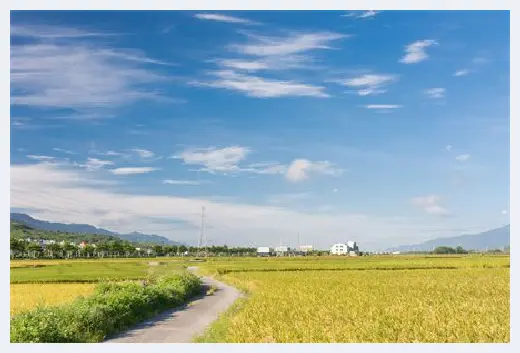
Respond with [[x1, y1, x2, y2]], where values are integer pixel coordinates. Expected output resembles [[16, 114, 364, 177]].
[[9, 256, 510, 342], [196, 259, 510, 343], [10, 283, 97, 316]]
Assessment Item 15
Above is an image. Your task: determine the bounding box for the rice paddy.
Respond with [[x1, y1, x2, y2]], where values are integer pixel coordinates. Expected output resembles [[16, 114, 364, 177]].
[[10, 283, 97, 316], [195, 255, 510, 343], [10, 255, 510, 342]]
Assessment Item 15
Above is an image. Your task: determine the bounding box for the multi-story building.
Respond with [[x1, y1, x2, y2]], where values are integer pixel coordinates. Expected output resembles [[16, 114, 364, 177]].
[[330, 241, 360, 256]]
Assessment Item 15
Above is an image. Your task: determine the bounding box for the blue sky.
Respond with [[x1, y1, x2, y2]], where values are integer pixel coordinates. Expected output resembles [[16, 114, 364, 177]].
[[10, 10, 509, 250]]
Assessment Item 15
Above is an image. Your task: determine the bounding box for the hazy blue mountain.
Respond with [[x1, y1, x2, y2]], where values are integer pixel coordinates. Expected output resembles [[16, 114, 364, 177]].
[[391, 225, 510, 252], [10, 213, 183, 246]]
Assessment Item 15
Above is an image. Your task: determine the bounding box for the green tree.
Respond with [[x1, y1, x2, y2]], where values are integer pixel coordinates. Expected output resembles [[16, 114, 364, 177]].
[[432, 246, 457, 255]]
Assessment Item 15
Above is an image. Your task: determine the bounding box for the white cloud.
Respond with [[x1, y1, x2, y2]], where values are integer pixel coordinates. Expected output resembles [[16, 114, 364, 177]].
[[335, 74, 398, 96], [411, 195, 451, 217], [399, 39, 437, 64], [80, 158, 114, 172], [286, 159, 343, 183], [132, 148, 155, 159], [333, 188, 339, 193], [454, 69, 469, 77], [501, 209, 508, 215], [425, 88, 445, 99], [364, 104, 402, 109], [215, 55, 311, 72], [10, 24, 174, 111], [194, 13, 258, 25], [11, 24, 116, 39], [174, 146, 250, 173], [455, 154, 471, 162], [110, 167, 159, 175], [232, 31, 346, 57], [163, 180, 203, 185], [13, 162, 467, 249], [191, 70, 329, 98], [96, 150, 129, 158], [52, 148, 75, 155], [343, 10, 380, 19], [445, 144, 453, 151], [242, 162, 287, 175], [27, 155, 55, 162]]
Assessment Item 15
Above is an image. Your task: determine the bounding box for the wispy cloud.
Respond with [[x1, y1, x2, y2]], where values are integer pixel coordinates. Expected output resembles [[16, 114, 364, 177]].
[[11, 24, 118, 39], [364, 104, 402, 109], [52, 148, 75, 155], [411, 195, 451, 217], [232, 31, 346, 57], [11, 24, 176, 112], [27, 155, 55, 162], [110, 167, 159, 175], [445, 144, 453, 151], [194, 13, 259, 25], [425, 87, 445, 99], [93, 150, 131, 158], [334, 73, 398, 96], [173, 146, 250, 173], [215, 55, 312, 72], [80, 158, 114, 172], [399, 39, 437, 64], [191, 70, 329, 98], [343, 11, 380, 19], [162, 180, 204, 185], [455, 154, 471, 162], [286, 159, 343, 183], [199, 31, 344, 99], [132, 148, 155, 159], [242, 162, 287, 175], [453, 69, 469, 77]]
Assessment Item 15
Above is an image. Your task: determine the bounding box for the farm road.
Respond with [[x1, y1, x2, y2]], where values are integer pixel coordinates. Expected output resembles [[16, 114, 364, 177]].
[[105, 267, 241, 343]]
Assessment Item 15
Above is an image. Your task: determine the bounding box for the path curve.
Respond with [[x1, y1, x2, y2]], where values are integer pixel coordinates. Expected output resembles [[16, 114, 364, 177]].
[[105, 266, 241, 343]]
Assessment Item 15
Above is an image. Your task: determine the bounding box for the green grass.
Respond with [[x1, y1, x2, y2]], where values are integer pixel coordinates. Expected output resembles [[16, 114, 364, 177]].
[[10, 272, 203, 343], [10, 260, 186, 283]]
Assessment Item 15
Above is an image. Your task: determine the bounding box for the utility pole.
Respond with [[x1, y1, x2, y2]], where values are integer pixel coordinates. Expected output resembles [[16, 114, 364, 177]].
[[202, 206, 207, 258], [197, 206, 205, 257]]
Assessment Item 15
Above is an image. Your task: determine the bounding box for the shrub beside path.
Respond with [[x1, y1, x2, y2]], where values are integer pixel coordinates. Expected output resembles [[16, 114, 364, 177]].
[[105, 267, 242, 343]]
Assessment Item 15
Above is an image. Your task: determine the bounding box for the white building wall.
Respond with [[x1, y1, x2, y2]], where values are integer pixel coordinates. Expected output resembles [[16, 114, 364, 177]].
[[330, 243, 348, 255]]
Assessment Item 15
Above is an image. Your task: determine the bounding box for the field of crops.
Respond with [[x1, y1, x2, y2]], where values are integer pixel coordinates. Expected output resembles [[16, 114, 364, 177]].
[[195, 255, 510, 343], [10, 259, 185, 283], [9, 255, 510, 343], [10, 283, 97, 316], [9, 259, 187, 316]]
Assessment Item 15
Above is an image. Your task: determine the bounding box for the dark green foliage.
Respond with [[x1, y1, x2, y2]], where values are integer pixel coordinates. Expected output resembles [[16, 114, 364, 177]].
[[431, 246, 469, 255], [10, 272, 203, 343]]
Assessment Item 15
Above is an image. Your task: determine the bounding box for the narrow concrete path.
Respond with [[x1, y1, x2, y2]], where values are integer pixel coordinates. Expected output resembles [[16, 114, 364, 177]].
[[105, 267, 241, 343]]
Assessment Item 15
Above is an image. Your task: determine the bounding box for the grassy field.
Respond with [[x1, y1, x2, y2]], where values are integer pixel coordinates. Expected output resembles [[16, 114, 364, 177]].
[[10, 259, 185, 283], [195, 255, 510, 343], [10, 283, 97, 316]]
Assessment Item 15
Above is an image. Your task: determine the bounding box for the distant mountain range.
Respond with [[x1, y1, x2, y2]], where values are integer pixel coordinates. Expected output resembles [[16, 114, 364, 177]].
[[390, 225, 510, 252], [10, 213, 183, 246]]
